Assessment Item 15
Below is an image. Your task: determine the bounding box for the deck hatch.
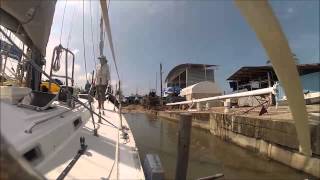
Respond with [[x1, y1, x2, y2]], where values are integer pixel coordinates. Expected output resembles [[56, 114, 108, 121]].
[[23, 146, 42, 163], [73, 118, 82, 129]]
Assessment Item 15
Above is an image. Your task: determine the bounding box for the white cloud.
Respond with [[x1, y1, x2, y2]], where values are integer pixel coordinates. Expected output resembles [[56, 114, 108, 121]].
[[73, 63, 81, 73], [72, 48, 79, 55], [45, 35, 60, 73], [75, 73, 92, 88]]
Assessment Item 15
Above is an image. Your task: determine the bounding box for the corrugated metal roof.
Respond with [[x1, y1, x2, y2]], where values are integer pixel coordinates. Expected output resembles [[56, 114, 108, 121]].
[[227, 63, 320, 81]]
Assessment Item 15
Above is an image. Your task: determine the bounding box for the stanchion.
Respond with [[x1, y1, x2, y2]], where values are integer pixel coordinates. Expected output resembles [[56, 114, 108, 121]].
[[175, 113, 192, 180]]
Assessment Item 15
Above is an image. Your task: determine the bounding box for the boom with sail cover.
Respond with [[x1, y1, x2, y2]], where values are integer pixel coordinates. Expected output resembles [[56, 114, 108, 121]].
[[1, 0, 56, 56], [1, 0, 56, 90]]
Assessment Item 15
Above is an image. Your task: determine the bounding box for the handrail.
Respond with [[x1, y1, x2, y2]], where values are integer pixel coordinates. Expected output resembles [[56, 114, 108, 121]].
[[25, 108, 70, 134], [48, 44, 75, 107], [49, 45, 75, 88], [24, 103, 84, 133]]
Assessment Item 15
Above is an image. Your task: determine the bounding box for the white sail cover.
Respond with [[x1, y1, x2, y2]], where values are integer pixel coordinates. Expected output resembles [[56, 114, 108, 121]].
[[1, 0, 56, 55], [180, 81, 222, 96]]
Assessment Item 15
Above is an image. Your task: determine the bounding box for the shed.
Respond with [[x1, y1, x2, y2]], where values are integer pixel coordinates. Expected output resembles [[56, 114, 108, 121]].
[[227, 63, 320, 91], [227, 63, 320, 106], [165, 63, 217, 89], [180, 81, 222, 101]]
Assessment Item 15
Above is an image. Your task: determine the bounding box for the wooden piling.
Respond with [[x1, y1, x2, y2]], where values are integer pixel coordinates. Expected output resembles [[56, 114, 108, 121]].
[[175, 113, 192, 180]]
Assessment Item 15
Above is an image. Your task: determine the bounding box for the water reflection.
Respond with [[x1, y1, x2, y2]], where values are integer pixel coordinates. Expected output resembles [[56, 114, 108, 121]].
[[125, 113, 311, 180]]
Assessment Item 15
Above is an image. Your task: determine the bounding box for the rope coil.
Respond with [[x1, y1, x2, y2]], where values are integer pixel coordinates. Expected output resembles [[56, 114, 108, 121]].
[[52, 45, 63, 72]]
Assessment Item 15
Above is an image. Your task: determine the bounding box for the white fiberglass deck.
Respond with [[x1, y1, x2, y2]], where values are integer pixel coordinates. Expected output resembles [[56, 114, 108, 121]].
[[0, 99, 144, 179], [40, 101, 145, 179]]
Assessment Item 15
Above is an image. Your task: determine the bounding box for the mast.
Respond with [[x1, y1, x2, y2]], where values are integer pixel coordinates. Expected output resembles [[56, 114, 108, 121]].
[[155, 72, 157, 94], [160, 63, 163, 106], [28, 46, 43, 90]]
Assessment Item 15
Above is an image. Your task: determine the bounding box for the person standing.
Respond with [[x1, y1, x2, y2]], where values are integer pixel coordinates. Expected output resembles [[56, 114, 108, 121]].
[[95, 56, 110, 109], [84, 80, 91, 94]]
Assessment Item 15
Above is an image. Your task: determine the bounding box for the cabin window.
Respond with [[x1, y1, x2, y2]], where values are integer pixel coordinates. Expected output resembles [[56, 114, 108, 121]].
[[23, 146, 42, 163], [73, 118, 82, 129]]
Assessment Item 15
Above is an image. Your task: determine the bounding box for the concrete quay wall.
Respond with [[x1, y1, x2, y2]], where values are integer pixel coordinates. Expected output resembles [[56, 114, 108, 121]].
[[157, 111, 320, 178]]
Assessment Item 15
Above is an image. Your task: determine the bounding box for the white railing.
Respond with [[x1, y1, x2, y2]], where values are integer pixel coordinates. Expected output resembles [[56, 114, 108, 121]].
[[166, 84, 277, 106]]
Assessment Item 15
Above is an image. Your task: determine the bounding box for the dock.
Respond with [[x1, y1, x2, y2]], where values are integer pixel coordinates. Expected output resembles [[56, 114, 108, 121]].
[[156, 104, 320, 178]]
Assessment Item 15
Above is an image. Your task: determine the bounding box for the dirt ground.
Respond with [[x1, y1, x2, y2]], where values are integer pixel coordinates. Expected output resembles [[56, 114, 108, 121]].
[[122, 104, 146, 113]]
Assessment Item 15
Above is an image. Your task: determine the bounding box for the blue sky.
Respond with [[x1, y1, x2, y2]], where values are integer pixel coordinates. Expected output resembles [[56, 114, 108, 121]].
[[46, 0, 319, 95]]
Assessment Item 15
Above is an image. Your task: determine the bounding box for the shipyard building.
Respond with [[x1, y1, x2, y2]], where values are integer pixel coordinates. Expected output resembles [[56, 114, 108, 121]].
[[227, 63, 320, 106], [165, 63, 222, 101]]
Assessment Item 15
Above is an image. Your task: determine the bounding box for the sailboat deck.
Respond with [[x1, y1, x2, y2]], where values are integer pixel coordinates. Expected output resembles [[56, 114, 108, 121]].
[[0, 101, 88, 152], [39, 101, 144, 179], [1, 99, 144, 179]]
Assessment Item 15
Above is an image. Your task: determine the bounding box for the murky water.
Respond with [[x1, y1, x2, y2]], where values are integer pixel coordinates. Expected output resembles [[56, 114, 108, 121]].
[[125, 113, 312, 180]]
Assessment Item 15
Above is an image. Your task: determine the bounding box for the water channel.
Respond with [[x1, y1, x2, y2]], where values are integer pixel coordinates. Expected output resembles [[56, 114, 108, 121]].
[[125, 113, 312, 180]]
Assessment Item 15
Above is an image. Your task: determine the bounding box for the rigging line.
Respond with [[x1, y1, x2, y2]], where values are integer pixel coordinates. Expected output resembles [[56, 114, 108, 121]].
[[97, 1, 100, 47], [103, 26, 106, 48], [82, 0, 88, 81], [108, 0, 111, 10], [100, 0, 120, 81], [89, 0, 97, 67], [59, 0, 68, 45], [104, 0, 110, 45], [103, 0, 110, 50], [66, 5, 76, 49]]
